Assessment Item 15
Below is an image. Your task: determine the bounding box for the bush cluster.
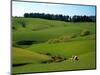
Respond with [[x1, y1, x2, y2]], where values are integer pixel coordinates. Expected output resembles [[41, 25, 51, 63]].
[[47, 36, 70, 44], [80, 30, 90, 36]]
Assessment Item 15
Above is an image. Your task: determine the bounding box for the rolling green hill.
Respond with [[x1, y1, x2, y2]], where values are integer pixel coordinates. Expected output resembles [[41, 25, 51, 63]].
[[12, 51, 96, 74], [27, 39, 95, 58], [12, 47, 51, 65], [12, 17, 96, 74]]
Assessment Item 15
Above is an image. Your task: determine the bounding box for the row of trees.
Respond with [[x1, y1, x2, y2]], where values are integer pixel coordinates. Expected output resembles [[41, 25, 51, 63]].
[[24, 13, 96, 22]]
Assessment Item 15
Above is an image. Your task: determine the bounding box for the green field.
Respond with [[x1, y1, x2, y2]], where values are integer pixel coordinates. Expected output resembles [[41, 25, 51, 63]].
[[12, 17, 96, 74]]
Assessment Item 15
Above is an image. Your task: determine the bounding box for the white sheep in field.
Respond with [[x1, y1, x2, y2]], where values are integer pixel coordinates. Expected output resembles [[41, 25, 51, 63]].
[[74, 56, 79, 61], [69, 56, 79, 62]]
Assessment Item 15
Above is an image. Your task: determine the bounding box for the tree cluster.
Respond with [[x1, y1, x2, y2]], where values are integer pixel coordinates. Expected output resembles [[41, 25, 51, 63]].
[[24, 13, 96, 22], [72, 15, 96, 22]]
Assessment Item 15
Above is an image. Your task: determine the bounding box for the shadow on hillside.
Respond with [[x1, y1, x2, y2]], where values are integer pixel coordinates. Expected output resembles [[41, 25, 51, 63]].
[[12, 63, 30, 67], [16, 40, 37, 45]]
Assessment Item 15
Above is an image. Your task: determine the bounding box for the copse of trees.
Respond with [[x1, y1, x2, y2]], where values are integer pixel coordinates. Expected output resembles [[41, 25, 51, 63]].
[[72, 15, 96, 22], [24, 13, 96, 22], [24, 13, 70, 22]]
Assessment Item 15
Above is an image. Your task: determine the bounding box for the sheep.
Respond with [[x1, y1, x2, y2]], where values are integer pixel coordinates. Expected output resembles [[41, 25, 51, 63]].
[[69, 55, 79, 62], [74, 56, 79, 61]]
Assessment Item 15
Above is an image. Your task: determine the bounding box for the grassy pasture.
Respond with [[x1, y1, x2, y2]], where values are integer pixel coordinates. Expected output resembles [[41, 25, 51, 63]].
[[12, 17, 95, 42], [12, 17, 96, 74], [27, 40, 95, 58], [12, 47, 51, 65], [12, 51, 96, 74]]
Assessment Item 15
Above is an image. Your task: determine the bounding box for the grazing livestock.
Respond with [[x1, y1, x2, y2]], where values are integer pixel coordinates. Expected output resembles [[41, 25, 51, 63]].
[[69, 55, 79, 62], [74, 56, 79, 61]]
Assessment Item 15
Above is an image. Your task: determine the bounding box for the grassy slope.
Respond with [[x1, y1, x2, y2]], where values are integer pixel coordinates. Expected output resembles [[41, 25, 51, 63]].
[[27, 40, 95, 58], [12, 47, 51, 64], [12, 51, 96, 74], [12, 17, 96, 74], [12, 39, 96, 74], [12, 17, 95, 42]]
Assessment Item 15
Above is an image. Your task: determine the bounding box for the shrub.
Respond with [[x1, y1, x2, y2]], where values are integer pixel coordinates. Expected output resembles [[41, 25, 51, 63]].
[[64, 58, 67, 60], [59, 36, 70, 42], [47, 36, 71, 44], [47, 39, 61, 44], [69, 33, 77, 38], [41, 59, 53, 64], [18, 20, 27, 28], [52, 39, 61, 43], [12, 26, 16, 30], [47, 39, 53, 44], [16, 40, 35, 45], [80, 30, 90, 36], [51, 56, 65, 62], [21, 22, 26, 28], [41, 61, 48, 64], [45, 53, 51, 56]]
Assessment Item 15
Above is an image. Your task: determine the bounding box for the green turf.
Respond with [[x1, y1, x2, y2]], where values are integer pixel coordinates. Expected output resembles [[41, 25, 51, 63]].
[[12, 17, 96, 74], [12, 47, 51, 65], [27, 40, 95, 58], [12, 51, 96, 74], [12, 17, 95, 42]]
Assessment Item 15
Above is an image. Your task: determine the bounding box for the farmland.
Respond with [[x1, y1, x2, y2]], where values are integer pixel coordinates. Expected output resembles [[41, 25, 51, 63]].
[[12, 17, 96, 74]]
